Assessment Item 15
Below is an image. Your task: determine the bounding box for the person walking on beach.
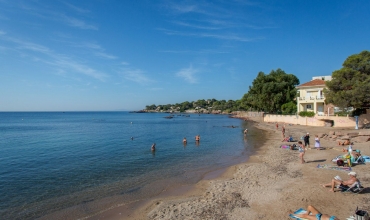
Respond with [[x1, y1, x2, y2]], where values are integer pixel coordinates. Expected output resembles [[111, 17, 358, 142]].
[[314, 135, 321, 150], [298, 141, 305, 164], [304, 133, 310, 149], [282, 126, 285, 139]]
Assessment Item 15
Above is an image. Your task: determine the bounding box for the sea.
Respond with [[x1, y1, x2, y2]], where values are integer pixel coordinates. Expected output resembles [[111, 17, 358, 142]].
[[0, 111, 265, 220]]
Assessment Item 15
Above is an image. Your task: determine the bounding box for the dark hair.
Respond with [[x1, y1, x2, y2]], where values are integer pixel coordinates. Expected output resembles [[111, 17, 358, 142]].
[[298, 141, 302, 144]]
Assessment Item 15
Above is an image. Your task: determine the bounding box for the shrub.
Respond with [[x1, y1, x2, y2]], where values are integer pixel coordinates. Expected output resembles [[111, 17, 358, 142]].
[[299, 111, 315, 117]]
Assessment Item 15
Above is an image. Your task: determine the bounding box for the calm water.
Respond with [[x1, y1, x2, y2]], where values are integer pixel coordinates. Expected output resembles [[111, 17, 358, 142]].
[[0, 112, 264, 219]]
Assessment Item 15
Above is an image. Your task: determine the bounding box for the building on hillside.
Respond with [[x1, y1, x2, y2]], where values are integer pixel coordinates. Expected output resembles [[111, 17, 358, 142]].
[[296, 76, 333, 116]]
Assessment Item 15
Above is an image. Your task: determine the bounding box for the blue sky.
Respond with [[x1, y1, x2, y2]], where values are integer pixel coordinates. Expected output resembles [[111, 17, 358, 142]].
[[0, 0, 369, 111]]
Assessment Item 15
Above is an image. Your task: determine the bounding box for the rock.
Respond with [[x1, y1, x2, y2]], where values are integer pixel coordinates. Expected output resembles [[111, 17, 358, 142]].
[[347, 133, 359, 138], [358, 130, 370, 136], [351, 136, 370, 143]]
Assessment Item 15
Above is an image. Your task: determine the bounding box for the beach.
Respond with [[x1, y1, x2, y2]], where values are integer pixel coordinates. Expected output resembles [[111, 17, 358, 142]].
[[111, 120, 370, 220]]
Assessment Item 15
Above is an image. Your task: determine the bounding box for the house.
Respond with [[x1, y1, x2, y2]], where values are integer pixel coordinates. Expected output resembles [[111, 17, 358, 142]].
[[296, 76, 332, 116]]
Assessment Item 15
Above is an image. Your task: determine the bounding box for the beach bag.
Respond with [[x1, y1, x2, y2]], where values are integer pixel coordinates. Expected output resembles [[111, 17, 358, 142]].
[[354, 207, 369, 220], [336, 159, 344, 166]]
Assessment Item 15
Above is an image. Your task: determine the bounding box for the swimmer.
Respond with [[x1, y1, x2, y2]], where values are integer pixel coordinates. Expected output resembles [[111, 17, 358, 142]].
[[131, 137, 134, 140], [151, 143, 156, 151], [244, 129, 248, 134], [195, 135, 200, 141], [183, 137, 187, 143]]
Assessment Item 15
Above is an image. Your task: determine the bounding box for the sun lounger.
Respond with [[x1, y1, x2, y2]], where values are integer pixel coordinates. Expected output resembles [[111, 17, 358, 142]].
[[339, 181, 365, 194]]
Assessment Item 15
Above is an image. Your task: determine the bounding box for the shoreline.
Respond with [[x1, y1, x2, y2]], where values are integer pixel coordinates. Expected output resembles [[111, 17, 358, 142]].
[[122, 120, 370, 219]]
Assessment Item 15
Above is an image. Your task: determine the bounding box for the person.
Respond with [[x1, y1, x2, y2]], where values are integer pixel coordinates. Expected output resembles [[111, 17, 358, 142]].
[[282, 126, 285, 139], [298, 141, 305, 164], [290, 205, 338, 220], [244, 129, 248, 135], [276, 123, 279, 130], [314, 135, 320, 150], [183, 137, 187, 144], [304, 133, 310, 149], [321, 171, 358, 192], [195, 135, 200, 141], [131, 137, 134, 140], [151, 143, 156, 151], [338, 139, 350, 146]]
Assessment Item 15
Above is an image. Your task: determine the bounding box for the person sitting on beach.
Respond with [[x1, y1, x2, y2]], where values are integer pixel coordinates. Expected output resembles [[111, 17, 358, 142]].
[[289, 205, 338, 220], [338, 139, 350, 146], [282, 136, 290, 142], [183, 137, 187, 144], [151, 143, 156, 151], [321, 171, 358, 192]]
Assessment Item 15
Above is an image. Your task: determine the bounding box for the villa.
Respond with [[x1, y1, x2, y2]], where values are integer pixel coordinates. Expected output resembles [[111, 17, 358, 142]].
[[296, 76, 333, 116]]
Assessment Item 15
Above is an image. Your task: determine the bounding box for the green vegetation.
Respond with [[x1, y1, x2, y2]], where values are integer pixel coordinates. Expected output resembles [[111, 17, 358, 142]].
[[240, 69, 299, 113], [145, 99, 244, 112], [298, 111, 315, 117], [324, 50, 370, 109]]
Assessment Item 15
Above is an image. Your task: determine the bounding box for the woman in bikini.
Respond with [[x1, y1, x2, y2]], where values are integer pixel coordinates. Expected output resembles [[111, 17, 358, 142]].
[[290, 205, 338, 220], [298, 141, 305, 164]]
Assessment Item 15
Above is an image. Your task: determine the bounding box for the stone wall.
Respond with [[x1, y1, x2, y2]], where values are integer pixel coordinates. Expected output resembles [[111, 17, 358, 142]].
[[234, 111, 370, 128]]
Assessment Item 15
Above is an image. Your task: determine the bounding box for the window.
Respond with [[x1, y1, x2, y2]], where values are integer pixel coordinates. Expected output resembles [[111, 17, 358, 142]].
[[306, 104, 312, 109]]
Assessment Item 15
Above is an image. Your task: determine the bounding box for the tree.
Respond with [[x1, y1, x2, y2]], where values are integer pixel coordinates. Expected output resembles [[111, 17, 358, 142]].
[[324, 50, 370, 108], [241, 69, 299, 113]]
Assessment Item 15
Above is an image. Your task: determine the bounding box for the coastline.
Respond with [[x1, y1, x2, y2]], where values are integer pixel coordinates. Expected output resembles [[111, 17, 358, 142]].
[[120, 120, 370, 219]]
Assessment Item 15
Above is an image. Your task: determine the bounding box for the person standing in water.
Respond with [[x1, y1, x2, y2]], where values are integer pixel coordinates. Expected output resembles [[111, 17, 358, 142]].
[[183, 137, 187, 144], [195, 135, 200, 142], [151, 143, 156, 151], [244, 129, 248, 135]]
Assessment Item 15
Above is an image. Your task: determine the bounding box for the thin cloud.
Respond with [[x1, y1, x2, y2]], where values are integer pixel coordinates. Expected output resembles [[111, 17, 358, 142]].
[[121, 61, 130, 65], [61, 14, 98, 30], [171, 21, 222, 30], [2, 35, 108, 81], [121, 68, 153, 84], [176, 65, 199, 84], [77, 42, 117, 59], [94, 52, 117, 59], [158, 28, 260, 42], [62, 2, 90, 14]]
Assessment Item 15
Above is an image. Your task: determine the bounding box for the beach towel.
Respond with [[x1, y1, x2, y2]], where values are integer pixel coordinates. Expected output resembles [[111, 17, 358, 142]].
[[280, 145, 290, 149], [289, 208, 309, 220], [363, 155, 370, 163], [316, 164, 352, 172]]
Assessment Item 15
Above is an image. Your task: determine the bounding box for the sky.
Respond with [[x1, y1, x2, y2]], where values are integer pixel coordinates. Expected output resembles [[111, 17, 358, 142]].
[[0, 0, 369, 111]]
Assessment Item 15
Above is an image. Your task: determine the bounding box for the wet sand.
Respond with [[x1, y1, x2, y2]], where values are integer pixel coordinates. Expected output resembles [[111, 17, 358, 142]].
[[113, 121, 370, 220]]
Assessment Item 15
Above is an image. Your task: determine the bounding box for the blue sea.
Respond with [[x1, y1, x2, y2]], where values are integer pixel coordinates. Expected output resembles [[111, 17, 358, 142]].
[[0, 112, 264, 219]]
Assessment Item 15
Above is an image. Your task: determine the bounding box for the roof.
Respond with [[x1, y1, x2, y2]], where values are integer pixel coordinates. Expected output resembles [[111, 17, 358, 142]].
[[297, 79, 326, 88]]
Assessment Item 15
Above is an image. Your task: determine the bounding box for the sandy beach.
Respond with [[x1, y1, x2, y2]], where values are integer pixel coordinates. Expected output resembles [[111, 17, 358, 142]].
[[94, 120, 370, 220]]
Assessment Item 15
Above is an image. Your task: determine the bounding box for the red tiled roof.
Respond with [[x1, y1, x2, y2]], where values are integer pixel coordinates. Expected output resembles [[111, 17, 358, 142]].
[[297, 79, 326, 87]]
